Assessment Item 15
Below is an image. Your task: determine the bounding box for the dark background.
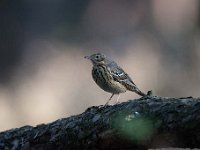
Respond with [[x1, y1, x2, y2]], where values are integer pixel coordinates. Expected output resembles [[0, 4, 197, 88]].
[[0, 0, 200, 131]]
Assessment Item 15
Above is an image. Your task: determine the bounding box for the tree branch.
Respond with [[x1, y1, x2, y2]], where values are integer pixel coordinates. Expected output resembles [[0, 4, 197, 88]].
[[0, 96, 200, 150]]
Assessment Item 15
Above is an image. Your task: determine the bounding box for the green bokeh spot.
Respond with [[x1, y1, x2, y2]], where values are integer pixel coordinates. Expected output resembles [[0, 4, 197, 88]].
[[112, 113, 154, 141]]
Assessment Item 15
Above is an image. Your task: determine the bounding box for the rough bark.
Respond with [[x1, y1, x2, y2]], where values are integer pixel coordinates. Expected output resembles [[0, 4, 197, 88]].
[[0, 96, 200, 150]]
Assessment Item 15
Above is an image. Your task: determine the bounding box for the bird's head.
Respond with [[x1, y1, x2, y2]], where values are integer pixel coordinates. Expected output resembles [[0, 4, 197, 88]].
[[85, 53, 109, 65]]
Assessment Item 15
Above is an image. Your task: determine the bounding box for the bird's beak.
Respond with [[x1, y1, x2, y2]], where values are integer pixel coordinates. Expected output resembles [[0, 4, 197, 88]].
[[84, 55, 91, 60]]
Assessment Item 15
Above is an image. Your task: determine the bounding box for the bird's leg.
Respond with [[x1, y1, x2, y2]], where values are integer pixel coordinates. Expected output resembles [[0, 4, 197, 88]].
[[104, 93, 114, 106], [115, 94, 121, 104]]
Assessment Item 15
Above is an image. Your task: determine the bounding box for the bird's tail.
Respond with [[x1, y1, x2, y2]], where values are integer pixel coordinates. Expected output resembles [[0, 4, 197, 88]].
[[124, 81, 147, 96], [134, 87, 146, 97]]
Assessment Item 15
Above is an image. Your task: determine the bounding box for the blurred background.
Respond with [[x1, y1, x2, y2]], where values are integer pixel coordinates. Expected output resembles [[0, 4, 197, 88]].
[[0, 0, 200, 131]]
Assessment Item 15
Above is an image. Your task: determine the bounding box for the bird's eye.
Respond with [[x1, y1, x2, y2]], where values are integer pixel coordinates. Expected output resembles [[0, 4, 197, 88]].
[[94, 54, 104, 62], [95, 55, 100, 60]]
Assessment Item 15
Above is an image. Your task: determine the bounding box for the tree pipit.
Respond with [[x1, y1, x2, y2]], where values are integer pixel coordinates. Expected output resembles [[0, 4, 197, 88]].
[[85, 53, 146, 105]]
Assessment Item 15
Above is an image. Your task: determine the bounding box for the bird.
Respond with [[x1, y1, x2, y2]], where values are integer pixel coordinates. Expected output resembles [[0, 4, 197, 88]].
[[85, 53, 146, 105]]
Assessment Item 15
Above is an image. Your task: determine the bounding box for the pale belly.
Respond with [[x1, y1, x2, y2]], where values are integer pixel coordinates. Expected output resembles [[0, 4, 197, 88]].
[[92, 67, 126, 94]]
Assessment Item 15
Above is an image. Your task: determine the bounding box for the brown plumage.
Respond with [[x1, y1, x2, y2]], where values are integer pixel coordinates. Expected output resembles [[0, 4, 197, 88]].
[[85, 53, 146, 105]]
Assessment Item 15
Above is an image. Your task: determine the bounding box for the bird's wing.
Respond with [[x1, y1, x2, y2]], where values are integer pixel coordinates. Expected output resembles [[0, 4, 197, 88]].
[[107, 62, 137, 90], [107, 62, 146, 96]]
